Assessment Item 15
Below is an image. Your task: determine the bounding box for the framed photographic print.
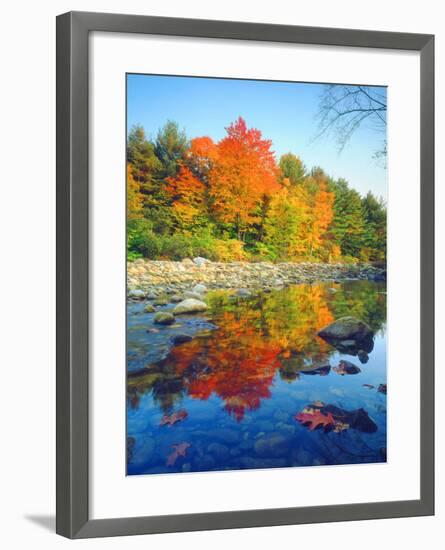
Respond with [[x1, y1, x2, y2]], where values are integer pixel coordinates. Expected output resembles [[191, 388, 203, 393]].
[[56, 11, 434, 538]]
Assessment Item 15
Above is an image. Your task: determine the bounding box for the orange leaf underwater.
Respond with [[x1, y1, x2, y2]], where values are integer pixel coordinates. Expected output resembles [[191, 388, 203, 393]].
[[160, 409, 188, 426], [295, 407, 335, 431], [166, 442, 191, 467]]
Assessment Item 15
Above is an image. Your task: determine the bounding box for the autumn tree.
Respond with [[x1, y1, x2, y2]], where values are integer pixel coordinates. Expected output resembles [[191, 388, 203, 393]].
[[308, 181, 335, 258], [185, 136, 218, 183], [208, 117, 280, 240], [126, 118, 385, 263], [126, 164, 144, 220], [264, 183, 309, 260], [279, 153, 306, 185], [165, 164, 207, 231]]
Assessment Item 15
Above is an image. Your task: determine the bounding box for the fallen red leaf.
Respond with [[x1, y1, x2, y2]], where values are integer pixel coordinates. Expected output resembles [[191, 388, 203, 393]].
[[160, 409, 188, 426], [166, 442, 191, 466], [295, 408, 335, 431]]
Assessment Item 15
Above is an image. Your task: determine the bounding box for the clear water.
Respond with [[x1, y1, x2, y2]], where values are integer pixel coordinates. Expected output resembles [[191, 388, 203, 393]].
[[127, 280, 387, 475]]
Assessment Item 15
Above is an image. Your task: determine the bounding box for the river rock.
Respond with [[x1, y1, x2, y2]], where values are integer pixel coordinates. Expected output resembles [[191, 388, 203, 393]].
[[183, 291, 204, 300], [207, 442, 230, 461], [254, 432, 289, 458], [143, 304, 156, 313], [173, 299, 207, 315], [193, 455, 215, 470], [335, 360, 361, 375], [153, 297, 169, 306], [235, 288, 251, 298], [193, 257, 209, 267], [257, 420, 274, 432], [171, 334, 193, 345], [192, 284, 207, 294], [214, 429, 239, 445], [131, 437, 155, 465], [276, 422, 296, 436], [153, 312, 175, 325], [318, 316, 373, 341], [128, 289, 145, 300], [170, 294, 184, 303]]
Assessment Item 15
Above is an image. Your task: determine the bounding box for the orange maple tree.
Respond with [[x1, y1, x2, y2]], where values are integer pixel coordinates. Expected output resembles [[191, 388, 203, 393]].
[[208, 117, 281, 239], [186, 136, 218, 180]]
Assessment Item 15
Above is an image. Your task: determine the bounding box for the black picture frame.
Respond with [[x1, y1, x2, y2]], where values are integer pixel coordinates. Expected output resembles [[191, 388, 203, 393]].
[[56, 11, 435, 539]]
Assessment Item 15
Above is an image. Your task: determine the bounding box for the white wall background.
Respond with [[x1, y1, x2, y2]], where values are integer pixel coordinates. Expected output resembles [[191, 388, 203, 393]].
[[0, 0, 442, 547]]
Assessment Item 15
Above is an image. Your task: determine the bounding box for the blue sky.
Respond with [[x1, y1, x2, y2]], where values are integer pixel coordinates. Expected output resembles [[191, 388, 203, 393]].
[[127, 74, 387, 200]]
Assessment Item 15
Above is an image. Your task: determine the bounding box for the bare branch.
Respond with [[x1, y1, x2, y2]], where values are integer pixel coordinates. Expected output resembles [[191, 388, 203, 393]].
[[314, 85, 387, 157]]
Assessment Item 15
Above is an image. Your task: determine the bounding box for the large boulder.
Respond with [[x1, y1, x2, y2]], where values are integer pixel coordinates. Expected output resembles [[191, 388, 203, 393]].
[[173, 299, 207, 315], [318, 316, 374, 353], [318, 316, 373, 340], [183, 291, 204, 300]]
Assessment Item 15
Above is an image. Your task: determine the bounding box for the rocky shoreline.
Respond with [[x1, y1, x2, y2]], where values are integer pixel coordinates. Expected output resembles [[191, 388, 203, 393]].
[[127, 258, 386, 297]]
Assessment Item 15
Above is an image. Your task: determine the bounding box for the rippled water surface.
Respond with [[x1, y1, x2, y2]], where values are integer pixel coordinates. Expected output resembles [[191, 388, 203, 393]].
[[127, 280, 387, 475]]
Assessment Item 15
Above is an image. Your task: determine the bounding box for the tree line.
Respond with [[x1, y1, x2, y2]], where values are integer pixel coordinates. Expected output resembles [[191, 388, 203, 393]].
[[127, 117, 386, 263]]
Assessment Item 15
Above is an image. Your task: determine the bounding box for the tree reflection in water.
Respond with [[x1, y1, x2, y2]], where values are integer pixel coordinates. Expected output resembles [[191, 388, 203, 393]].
[[127, 281, 386, 422]]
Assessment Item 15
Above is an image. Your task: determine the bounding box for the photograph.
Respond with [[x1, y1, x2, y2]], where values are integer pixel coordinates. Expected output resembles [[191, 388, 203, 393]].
[[125, 74, 388, 475]]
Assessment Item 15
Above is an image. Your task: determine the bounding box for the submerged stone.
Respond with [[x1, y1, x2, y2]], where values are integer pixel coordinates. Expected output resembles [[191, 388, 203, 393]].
[[153, 312, 175, 325], [254, 432, 289, 458], [207, 442, 230, 461], [171, 334, 193, 345]]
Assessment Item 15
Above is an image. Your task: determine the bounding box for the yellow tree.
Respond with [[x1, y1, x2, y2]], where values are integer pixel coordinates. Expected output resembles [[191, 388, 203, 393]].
[[306, 181, 335, 258], [264, 181, 310, 260], [127, 164, 144, 220]]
